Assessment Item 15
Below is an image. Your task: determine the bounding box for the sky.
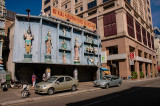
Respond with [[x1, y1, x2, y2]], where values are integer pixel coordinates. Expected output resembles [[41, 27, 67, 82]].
[[5, 0, 160, 28]]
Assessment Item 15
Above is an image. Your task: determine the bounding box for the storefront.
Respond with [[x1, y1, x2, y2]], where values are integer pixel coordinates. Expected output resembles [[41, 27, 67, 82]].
[[10, 13, 101, 82]]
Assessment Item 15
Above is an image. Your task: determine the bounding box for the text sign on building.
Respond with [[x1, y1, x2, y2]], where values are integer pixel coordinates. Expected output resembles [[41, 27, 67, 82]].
[[51, 7, 96, 31], [129, 52, 135, 65], [101, 51, 107, 63]]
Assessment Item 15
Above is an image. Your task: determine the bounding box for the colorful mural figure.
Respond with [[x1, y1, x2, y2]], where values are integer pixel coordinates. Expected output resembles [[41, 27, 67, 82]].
[[45, 31, 52, 55], [87, 55, 90, 65], [63, 51, 66, 63], [86, 35, 89, 42], [90, 56, 95, 65], [86, 35, 94, 44], [74, 37, 80, 57], [62, 27, 66, 36], [74, 36, 80, 64], [24, 26, 34, 54], [61, 39, 67, 50]]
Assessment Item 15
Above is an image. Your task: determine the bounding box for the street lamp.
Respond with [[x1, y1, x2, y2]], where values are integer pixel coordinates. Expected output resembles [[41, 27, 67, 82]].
[[96, 1, 103, 80]]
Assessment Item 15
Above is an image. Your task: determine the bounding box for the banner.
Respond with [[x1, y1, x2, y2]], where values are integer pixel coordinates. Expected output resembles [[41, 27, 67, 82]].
[[51, 7, 96, 31], [101, 51, 107, 63]]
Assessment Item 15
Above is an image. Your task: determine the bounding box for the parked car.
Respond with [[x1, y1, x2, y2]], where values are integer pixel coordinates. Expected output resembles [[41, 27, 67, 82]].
[[35, 75, 79, 95], [93, 75, 122, 89]]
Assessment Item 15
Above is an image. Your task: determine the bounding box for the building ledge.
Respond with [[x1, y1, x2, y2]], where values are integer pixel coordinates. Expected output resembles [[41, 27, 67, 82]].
[[107, 53, 127, 60], [135, 56, 152, 63]]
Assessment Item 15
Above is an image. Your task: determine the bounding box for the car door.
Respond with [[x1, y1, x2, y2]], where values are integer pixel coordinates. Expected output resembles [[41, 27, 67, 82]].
[[65, 77, 73, 89], [110, 77, 117, 86], [55, 77, 65, 91]]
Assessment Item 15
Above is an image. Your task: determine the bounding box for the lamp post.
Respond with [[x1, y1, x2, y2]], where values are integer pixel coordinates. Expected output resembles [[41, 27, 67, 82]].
[[96, 1, 103, 80]]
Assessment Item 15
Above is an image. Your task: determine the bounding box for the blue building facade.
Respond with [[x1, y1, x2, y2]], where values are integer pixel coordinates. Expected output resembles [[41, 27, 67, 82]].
[[13, 14, 101, 82]]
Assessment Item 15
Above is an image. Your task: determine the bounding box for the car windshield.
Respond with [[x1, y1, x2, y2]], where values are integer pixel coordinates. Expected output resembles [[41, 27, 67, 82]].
[[102, 76, 111, 80], [46, 77, 57, 83]]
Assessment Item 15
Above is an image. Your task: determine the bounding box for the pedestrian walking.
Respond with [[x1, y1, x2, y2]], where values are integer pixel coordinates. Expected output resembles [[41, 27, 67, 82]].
[[32, 73, 37, 88]]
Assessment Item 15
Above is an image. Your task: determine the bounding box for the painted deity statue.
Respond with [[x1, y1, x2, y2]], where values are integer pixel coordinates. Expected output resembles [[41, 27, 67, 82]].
[[45, 31, 52, 55], [62, 27, 66, 36], [74, 37, 80, 57], [86, 35, 89, 42], [63, 51, 66, 63], [61, 39, 67, 50], [24, 27, 34, 54]]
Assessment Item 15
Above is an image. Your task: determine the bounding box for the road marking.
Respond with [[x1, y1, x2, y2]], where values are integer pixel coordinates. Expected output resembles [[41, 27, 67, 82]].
[[83, 95, 120, 106]]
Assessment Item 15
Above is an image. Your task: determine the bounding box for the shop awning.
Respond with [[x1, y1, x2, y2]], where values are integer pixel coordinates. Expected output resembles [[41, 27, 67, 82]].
[[100, 67, 109, 71]]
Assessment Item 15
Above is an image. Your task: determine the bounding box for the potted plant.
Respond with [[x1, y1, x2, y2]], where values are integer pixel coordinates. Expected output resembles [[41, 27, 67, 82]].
[[131, 71, 137, 79], [140, 71, 144, 78]]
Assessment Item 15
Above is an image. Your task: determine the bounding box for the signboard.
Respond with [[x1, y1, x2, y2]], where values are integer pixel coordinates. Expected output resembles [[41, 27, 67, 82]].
[[129, 52, 135, 65], [129, 52, 135, 59], [129, 59, 134, 65], [51, 7, 96, 31], [101, 51, 107, 63]]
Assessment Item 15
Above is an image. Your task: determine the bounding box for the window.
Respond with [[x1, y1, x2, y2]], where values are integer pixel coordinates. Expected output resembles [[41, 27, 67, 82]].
[[148, 8, 150, 13], [80, 7, 83, 11], [44, 6, 51, 12], [87, 0, 97, 9], [65, 5, 67, 9], [65, 77, 72, 81], [89, 18, 97, 27], [126, 0, 131, 4], [103, 3, 115, 10], [103, 12, 117, 37], [103, 0, 110, 3], [147, 32, 151, 48], [127, 13, 135, 38], [53, 2, 55, 6], [138, 50, 142, 57], [148, 16, 151, 21], [135, 21, 142, 42], [75, 9, 78, 13], [151, 36, 154, 50], [56, 0, 58, 4], [88, 10, 97, 16], [57, 77, 64, 83], [75, 0, 78, 3], [142, 27, 147, 46], [44, 0, 50, 5]]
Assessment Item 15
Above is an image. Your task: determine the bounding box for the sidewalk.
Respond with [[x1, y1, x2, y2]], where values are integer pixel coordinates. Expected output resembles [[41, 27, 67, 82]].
[[123, 77, 160, 83], [0, 81, 101, 106]]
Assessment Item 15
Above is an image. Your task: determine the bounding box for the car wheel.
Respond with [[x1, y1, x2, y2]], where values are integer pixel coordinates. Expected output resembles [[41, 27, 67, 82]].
[[118, 83, 121, 87], [48, 88, 54, 95], [105, 84, 109, 89], [71, 85, 77, 91]]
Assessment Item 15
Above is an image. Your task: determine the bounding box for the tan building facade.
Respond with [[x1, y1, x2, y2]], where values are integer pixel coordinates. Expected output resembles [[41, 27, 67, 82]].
[[42, 0, 158, 79]]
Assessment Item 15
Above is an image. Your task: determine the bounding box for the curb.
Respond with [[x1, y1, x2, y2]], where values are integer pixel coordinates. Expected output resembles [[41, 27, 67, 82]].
[[0, 88, 101, 106], [123, 77, 160, 83]]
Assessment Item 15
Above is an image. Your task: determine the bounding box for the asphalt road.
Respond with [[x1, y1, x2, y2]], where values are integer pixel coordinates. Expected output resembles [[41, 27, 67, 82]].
[[9, 78, 160, 106]]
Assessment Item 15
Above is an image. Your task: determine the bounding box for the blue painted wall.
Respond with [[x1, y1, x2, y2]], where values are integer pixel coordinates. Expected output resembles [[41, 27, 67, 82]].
[[13, 15, 101, 66]]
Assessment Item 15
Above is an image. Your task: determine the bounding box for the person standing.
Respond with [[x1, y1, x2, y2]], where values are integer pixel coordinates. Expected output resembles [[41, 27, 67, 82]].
[[42, 73, 46, 81], [32, 73, 37, 88]]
